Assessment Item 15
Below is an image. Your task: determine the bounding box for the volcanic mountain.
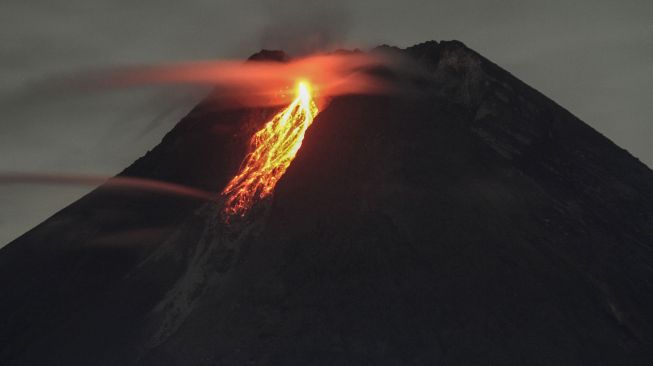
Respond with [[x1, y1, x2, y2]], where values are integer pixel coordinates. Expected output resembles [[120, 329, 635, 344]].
[[2, 41, 653, 365]]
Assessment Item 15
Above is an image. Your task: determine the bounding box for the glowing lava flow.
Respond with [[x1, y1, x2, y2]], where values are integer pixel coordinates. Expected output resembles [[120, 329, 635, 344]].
[[221, 81, 319, 219]]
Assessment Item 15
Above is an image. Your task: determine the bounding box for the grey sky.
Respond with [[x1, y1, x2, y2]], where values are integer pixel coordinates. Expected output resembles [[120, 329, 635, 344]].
[[1, 0, 652, 247]]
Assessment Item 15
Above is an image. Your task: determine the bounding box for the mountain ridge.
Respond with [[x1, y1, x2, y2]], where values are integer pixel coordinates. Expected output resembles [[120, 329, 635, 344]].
[[1, 40, 652, 365]]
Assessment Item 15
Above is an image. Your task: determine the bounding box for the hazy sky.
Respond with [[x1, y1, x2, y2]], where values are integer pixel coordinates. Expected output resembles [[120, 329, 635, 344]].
[[1, 0, 652, 247]]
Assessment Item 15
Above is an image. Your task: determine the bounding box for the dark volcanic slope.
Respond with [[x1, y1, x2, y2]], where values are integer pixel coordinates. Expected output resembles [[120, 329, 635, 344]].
[[2, 41, 653, 365]]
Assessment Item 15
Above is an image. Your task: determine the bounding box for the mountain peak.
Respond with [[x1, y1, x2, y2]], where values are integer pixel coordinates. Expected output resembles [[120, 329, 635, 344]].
[[1, 41, 652, 365], [247, 49, 289, 62]]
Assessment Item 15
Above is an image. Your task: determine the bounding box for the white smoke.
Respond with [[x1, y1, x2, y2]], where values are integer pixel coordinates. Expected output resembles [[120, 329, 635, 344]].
[[258, 0, 351, 55]]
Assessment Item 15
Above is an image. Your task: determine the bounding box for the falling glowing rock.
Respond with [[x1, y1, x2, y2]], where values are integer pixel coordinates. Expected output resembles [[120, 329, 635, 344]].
[[221, 81, 319, 218]]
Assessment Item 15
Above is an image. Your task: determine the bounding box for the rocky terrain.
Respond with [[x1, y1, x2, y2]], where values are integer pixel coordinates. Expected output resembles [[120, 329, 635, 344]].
[[1, 41, 653, 365]]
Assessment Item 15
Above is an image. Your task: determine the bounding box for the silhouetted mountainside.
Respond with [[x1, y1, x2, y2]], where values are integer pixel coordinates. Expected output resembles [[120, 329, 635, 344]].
[[1, 41, 653, 365]]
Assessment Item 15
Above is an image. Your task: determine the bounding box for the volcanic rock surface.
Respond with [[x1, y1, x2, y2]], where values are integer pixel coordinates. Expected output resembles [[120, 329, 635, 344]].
[[2, 41, 653, 365]]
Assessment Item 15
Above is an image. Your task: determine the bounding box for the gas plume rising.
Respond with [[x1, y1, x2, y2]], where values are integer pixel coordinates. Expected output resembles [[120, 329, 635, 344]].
[[93, 53, 394, 108], [221, 80, 318, 219], [259, 0, 350, 56]]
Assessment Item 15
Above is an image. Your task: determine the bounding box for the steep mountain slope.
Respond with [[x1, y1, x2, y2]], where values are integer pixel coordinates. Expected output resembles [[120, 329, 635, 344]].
[[1, 41, 653, 365]]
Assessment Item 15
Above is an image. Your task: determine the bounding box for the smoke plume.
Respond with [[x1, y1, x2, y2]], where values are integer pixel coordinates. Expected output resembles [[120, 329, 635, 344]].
[[258, 0, 351, 55]]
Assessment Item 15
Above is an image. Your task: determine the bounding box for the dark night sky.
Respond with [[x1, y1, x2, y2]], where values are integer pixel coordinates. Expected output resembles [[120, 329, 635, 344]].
[[1, 0, 652, 246]]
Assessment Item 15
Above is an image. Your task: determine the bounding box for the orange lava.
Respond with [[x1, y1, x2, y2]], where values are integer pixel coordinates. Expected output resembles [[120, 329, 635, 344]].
[[100, 53, 392, 108], [221, 81, 318, 219]]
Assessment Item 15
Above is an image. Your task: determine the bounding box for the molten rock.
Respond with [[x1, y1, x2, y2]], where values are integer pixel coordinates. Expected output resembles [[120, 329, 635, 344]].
[[1, 41, 653, 365]]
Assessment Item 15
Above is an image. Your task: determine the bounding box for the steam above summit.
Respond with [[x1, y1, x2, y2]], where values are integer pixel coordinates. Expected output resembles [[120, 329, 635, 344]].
[[1, 41, 653, 365]]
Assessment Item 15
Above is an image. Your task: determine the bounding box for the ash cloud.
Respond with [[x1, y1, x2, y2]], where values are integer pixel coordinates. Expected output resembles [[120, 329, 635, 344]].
[[258, 0, 350, 55]]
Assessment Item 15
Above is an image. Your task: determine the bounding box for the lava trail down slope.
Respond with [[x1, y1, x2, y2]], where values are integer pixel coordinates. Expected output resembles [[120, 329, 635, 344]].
[[1, 41, 653, 365]]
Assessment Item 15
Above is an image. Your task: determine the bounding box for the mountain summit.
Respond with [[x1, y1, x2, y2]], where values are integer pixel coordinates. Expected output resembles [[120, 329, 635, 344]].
[[1, 40, 653, 365]]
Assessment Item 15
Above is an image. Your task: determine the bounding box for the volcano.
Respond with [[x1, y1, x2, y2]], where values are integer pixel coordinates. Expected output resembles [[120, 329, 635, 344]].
[[2, 41, 653, 365]]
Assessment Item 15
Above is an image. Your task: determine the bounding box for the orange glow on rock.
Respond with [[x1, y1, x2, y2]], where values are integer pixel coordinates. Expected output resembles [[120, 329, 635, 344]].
[[221, 81, 318, 219], [96, 53, 393, 108]]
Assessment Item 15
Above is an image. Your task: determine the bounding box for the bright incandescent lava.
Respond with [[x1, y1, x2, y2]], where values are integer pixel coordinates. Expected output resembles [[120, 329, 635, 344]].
[[221, 81, 319, 219]]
